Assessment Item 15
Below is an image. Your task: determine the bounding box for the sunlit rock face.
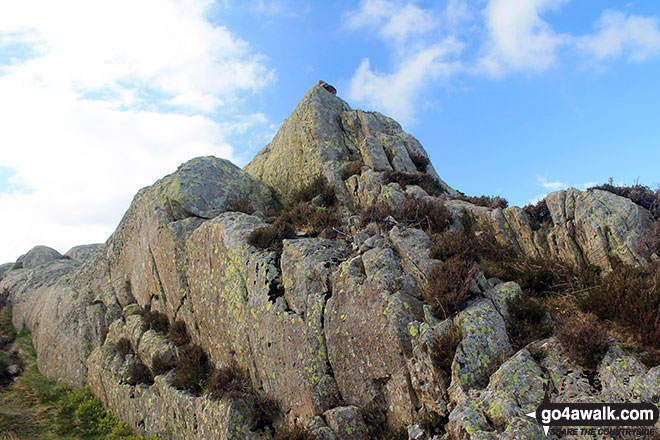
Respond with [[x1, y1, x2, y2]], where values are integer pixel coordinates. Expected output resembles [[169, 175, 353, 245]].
[[2, 83, 658, 440]]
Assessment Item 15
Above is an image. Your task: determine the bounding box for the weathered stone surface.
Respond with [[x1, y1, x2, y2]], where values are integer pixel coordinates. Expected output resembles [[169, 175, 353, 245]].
[[446, 396, 493, 440], [325, 255, 422, 428], [449, 298, 513, 404], [0, 262, 12, 279], [452, 187, 653, 272], [64, 243, 104, 262], [323, 406, 368, 440], [307, 416, 338, 440], [388, 226, 436, 295], [598, 345, 660, 403], [479, 349, 547, 428], [184, 213, 342, 421], [106, 156, 278, 309], [245, 84, 452, 206], [15, 245, 62, 270], [407, 321, 449, 417], [280, 238, 346, 316], [0, 258, 114, 387], [87, 318, 265, 440]]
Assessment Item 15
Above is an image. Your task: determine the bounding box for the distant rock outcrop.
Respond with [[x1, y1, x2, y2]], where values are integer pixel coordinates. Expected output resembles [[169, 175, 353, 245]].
[[1, 84, 658, 440]]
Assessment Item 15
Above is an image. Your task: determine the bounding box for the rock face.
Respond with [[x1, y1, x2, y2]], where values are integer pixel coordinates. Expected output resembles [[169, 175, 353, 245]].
[[64, 243, 104, 262], [1, 84, 658, 440], [245, 84, 454, 206], [13, 245, 62, 270], [446, 187, 652, 271]]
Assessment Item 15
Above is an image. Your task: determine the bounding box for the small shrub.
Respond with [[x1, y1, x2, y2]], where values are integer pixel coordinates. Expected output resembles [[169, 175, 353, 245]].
[[424, 257, 477, 319], [382, 170, 446, 196], [152, 354, 176, 376], [636, 220, 660, 259], [523, 199, 552, 230], [341, 160, 364, 180], [0, 305, 16, 345], [471, 222, 514, 265], [430, 229, 476, 261], [294, 175, 335, 207], [115, 337, 133, 359], [455, 193, 508, 209], [360, 203, 392, 227], [482, 254, 601, 298], [172, 344, 209, 395], [167, 320, 190, 347], [395, 197, 451, 234], [556, 313, 609, 369], [431, 324, 462, 376], [506, 295, 552, 348], [409, 152, 430, 172], [641, 349, 660, 368], [126, 359, 153, 386], [229, 198, 254, 215], [578, 261, 660, 348], [247, 221, 296, 252], [139, 308, 169, 333], [281, 202, 339, 231], [209, 364, 249, 400]]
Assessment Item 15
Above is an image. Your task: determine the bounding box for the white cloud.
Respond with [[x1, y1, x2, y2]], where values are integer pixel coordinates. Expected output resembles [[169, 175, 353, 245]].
[[537, 176, 567, 191], [345, 0, 435, 46], [481, 0, 569, 75], [346, 1, 463, 123], [0, 0, 274, 262], [577, 10, 660, 62], [349, 40, 463, 124]]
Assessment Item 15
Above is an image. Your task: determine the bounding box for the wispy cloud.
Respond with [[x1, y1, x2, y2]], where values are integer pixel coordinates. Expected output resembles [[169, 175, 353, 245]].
[[345, 0, 462, 123], [345, 1, 660, 122], [480, 0, 569, 75], [0, 0, 274, 262], [538, 176, 568, 191], [577, 10, 660, 62], [349, 40, 463, 124]]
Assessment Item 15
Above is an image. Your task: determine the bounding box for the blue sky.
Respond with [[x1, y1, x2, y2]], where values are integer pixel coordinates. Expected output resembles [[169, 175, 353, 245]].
[[1, 0, 659, 262]]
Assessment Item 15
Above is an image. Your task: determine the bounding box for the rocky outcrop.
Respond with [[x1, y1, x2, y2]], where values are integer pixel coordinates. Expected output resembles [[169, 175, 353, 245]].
[[446, 187, 652, 271], [245, 84, 454, 206], [13, 245, 62, 270], [64, 243, 104, 262], [1, 84, 658, 440]]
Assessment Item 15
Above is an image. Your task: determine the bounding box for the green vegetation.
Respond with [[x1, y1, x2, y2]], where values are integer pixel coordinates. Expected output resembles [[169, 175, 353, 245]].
[[522, 199, 551, 230], [431, 324, 462, 376], [455, 192, 508, 209], [423, 257, 477, 320], [248, 175, 340, 250], [556, 313, 609, 369], [360, 197, 451, 234], [272, 427, 316, 440], [208, 363, 249, 401], [636, 220, 660, 259], [166, 320, 190, 347], [0, 330, 163, 440], [577, 261, 660, 349], [247, 221, 296, 251], [506, 295, 552, 349], [114, 338, 132, 359], [138, 308, 169, 333]]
